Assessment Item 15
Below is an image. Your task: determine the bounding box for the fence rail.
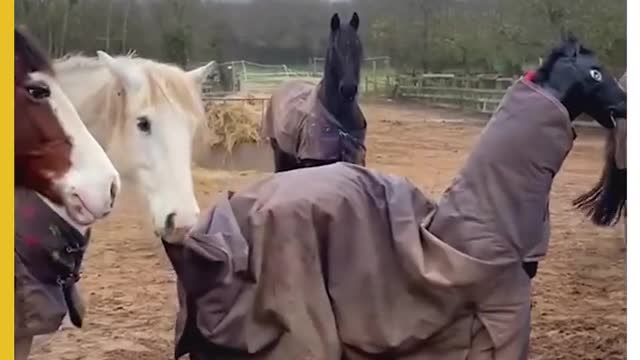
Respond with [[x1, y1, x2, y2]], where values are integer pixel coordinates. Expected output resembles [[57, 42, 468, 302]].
[[393, 74, 601, 126], [197, 62, 607, 126], [394, 74, 509, 114]]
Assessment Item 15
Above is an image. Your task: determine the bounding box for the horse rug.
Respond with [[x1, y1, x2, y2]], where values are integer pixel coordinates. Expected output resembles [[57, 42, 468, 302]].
[[615, 73, 626, 169], [262, 80, 367, 165], [15, 187, 88, 339], [164, 79, 575, 360]]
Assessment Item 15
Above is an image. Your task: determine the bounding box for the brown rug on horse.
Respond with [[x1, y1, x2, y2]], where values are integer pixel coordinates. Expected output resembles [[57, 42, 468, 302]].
[[262, 80, 366, 165], [165, 79, 575, 360], [15, 187, 88, 339]]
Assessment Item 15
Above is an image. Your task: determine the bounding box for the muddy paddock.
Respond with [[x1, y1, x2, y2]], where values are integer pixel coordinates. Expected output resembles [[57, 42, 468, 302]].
[[31, 100, 626, 360]]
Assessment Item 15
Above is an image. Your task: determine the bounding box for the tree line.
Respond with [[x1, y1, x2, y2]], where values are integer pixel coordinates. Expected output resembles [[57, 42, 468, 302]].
[[15, 0, 626, 75]]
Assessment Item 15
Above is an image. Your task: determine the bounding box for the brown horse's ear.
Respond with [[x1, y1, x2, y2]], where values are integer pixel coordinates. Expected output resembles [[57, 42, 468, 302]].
[[15, 27, 52, 76], [15, 28, 28, 68], [331, 13, 340, 32], [350, 12, 360, 31]]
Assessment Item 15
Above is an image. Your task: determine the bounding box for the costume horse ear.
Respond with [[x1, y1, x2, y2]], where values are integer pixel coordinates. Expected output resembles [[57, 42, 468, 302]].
[[97, 50, 145, 94], [562, 32, 580, 57], [350, 12, 360, 31], [331, 13, 341, 32]]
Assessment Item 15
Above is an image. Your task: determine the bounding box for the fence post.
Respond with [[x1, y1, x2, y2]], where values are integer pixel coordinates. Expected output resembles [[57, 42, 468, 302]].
[[372, 60, 377, 81], [241, 60, 248, 82], [458, 76, 464, 110], [230, 63, 237, 92]]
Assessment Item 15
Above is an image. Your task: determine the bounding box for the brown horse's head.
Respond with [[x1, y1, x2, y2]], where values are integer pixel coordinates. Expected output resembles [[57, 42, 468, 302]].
[[15, 27, 121, 226]]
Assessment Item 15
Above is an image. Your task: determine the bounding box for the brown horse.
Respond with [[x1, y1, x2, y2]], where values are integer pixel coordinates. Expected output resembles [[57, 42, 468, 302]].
[[14, 28, 120, 360], [262, 13, 367, 172]]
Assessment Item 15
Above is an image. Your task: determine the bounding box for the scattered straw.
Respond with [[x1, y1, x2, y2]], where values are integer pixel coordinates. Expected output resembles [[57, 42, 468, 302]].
[[199, 98, 265, 153]]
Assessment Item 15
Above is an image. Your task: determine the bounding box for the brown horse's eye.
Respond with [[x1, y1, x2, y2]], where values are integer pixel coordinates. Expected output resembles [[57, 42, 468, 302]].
[[26, 84, 51, 100], [136, 116, 151, 134]]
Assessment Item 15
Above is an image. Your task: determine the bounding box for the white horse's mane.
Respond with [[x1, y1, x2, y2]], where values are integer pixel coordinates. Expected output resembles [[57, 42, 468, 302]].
[[54, 52, 206, 128]]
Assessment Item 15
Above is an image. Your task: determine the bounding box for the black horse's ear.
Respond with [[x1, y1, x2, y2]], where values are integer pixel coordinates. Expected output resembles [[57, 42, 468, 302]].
[[565, 31, 578, 44], [562, 31, 580, 57], [350, 12, 360, 30], [331, 13, 341, 32]]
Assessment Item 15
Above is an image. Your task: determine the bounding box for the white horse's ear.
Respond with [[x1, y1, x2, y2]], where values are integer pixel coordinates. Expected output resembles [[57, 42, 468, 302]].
[[97, 50, 144, 93], [188, 61, 215, 85]]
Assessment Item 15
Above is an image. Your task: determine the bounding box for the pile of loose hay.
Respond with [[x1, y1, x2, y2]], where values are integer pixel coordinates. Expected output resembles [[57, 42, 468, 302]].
[[199, 95, 266, 153]]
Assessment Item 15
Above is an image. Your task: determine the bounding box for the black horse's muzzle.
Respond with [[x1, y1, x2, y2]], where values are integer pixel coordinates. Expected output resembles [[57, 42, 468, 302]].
[[339, 83, 358, 102], [609, 102, 627, 121]]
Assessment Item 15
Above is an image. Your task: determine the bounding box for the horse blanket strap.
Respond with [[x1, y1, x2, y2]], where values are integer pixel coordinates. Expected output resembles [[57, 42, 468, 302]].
[[263, 80, 367, 166], [323, 111, 367, 165], [15, 187, 89, 337]]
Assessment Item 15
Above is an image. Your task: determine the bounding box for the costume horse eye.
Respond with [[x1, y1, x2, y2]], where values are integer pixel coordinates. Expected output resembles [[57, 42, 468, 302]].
[[137, 116, 152, 134], [590, 69, 603, 82], [26, 84, 51, 100]]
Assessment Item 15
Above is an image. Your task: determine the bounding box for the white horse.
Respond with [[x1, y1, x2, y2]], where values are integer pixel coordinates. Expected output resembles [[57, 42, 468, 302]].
[[53, 52, 214, 242]]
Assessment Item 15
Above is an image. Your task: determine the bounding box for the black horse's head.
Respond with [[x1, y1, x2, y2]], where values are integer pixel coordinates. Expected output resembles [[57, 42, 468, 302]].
[[534, 35, 626, 128], [325, 12, 363, 103]]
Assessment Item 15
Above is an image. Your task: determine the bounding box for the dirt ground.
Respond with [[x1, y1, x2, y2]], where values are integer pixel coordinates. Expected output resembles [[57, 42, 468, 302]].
[[30, 100, 626, 360]]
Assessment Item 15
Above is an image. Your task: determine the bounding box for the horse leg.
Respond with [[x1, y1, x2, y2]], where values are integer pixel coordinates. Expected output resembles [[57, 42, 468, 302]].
[[270, 139, 299, 172], [299, 158, 335, 168], [624, 204, 627, 249], [15, 336, 33, 360], [270, 138, 285, 172]]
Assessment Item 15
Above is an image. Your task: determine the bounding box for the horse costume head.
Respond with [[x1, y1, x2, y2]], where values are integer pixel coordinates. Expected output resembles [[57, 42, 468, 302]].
[[528, 35, 626, 226], [531, 35, 626, 127]]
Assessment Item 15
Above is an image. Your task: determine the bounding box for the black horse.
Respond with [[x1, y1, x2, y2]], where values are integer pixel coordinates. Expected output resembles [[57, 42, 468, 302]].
[[262, 12, 367, 172], [522, 35, 626, 278]]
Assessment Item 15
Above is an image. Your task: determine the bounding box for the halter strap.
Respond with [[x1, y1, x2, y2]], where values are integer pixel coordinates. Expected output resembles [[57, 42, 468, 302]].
[[322, 112, 367, 154]]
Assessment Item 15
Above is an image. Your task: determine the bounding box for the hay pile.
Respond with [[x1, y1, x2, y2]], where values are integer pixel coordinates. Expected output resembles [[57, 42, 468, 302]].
[[199, 94, 267, 153]]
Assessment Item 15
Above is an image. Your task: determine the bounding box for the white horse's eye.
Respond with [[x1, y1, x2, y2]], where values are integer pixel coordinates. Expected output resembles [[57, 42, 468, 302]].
[[590, 69, 603, 82], [136, 116, 152, 134]]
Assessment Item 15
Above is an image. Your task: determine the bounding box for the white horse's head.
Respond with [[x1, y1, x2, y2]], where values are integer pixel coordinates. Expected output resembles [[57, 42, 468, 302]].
[[96, 52, 213, 242]]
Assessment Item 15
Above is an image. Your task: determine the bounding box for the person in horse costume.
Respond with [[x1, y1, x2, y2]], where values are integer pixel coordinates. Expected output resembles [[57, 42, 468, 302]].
[[263, 12, 367, 172], [14, 28, 120, 359], [160, 36, 625, 360]]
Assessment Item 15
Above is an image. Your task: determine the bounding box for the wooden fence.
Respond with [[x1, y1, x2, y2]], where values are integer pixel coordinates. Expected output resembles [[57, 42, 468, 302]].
[[393, 74, 514, 114], [392, 73, 602, 126]]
